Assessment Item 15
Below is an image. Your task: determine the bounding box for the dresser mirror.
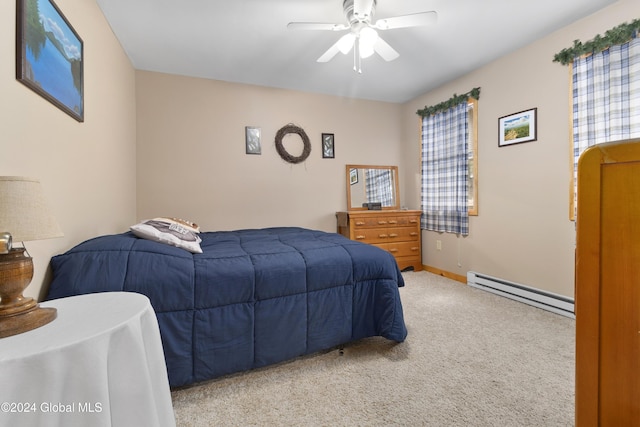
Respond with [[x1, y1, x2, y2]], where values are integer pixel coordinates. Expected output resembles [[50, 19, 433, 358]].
[[346, 165, 400, 211]]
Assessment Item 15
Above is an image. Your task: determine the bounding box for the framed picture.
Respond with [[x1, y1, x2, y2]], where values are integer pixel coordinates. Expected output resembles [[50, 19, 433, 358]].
[[349, 168, 358, 185], [498, 108, 537, 147], [322, 133, 335, 158], [16, 0, 84, 122], [245, 126, 261, 154]]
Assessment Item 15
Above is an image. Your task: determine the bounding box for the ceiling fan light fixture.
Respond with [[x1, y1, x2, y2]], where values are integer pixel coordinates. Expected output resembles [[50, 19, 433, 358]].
[[359, 40, 375, 59], [358, 26, 378, 58], [337, 33, 356, 54], [289, 0, 436, 71]]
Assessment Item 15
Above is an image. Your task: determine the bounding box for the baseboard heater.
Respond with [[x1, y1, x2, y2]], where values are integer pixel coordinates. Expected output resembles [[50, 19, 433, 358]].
[[467, 271, 575, 319]]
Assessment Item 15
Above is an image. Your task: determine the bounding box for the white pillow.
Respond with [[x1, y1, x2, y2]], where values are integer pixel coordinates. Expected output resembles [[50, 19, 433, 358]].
[[130, 217, 202, 253]]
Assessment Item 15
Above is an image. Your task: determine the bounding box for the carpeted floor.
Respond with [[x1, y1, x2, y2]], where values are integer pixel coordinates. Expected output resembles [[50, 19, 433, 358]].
[[171, 271, 575, 426]]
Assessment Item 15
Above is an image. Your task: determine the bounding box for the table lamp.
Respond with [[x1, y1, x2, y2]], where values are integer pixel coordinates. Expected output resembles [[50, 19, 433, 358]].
[[0, 176, 63, 338]]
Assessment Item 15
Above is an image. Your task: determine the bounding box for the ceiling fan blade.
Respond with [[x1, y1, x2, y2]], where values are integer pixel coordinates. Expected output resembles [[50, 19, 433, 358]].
[[373, 11, 437, 30], [287, 22, 349, 31], [353, 0, 375, 20], [374, 37, 399, 62], [317, 40, 343, 63]]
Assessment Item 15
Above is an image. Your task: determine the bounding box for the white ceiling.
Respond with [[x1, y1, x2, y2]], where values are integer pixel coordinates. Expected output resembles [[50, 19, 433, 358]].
[[96, 0, 617, 103]]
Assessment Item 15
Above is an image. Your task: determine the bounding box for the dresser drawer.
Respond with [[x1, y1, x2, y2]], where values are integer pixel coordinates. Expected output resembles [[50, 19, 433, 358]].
[[386, 227, 419, 242], [351, 217, 392, 228], [386, 215, 419, 227], [352, 228, 391, 244], [383, 241, 421, 258]]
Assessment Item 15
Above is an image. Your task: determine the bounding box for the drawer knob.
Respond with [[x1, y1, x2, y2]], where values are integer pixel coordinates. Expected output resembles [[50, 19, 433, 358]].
[[410, 232, 418, 237], [411, 247, 419, 251], [355, 221, 365, 226], [409, 219, 418, 224], [379, 234, 388, 239], [388, 220, 398, 224], [356, 235, 366, 240], [389, 248, 398, 253], [378, 221, 387, 225], [389, 233, 398, 238]]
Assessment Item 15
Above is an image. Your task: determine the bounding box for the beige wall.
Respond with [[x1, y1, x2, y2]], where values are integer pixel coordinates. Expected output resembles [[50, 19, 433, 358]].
[[3, 0, 634, 303], [402, 0, 639, 298], [135, 71, 404, 232], [138, 0, 637, 300], [0, 0, 137, 300]]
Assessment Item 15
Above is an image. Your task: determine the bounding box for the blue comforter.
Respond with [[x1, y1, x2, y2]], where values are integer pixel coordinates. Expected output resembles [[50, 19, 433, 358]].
[[46, 227, 407, 387]]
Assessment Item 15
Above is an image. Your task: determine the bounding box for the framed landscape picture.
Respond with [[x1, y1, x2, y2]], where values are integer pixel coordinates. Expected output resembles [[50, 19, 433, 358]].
[[498, 108, 537, 147], [16, 0, 84, 122]]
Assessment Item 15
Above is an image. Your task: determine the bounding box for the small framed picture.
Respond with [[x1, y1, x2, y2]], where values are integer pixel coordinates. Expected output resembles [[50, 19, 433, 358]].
[[349, 168, 358, 185], [245, 126, 261, 154], [322, 133, 335, 158], [498, 108, 537, 147]]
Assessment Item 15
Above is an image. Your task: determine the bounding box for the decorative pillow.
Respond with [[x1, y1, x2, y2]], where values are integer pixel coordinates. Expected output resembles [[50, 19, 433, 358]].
[[158, 217, 200, 233], [130, 217, 202, 253]]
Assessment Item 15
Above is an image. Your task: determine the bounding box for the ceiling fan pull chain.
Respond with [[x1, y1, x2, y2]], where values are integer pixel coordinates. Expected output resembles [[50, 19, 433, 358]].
[[353, 41, 357, 72], [353, 39, 362, 74]]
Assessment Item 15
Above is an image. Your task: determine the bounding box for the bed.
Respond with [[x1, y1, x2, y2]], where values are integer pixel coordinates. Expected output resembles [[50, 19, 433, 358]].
[[46, 226, 408, 387]]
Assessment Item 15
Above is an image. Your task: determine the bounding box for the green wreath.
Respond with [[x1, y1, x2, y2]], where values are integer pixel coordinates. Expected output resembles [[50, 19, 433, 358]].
[[275, 124, 311, 164]]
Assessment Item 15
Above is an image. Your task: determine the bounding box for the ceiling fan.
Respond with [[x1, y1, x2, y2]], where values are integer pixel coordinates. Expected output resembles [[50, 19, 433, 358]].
[[287, 0, 437, 72]]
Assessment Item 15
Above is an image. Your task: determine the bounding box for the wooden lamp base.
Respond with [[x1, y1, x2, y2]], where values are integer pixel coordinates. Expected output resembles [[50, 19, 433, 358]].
[[0, 249, 57, 338]]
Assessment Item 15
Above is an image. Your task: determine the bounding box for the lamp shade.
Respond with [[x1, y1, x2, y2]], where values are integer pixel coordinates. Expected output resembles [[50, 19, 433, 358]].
[[358, 27, 378, 58], [0, 177, 63, 242], [337, 33, 356, 54]]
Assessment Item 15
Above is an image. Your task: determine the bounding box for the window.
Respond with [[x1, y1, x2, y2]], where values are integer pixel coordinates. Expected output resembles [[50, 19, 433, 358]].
[[420, 97, 478, 235], [569, 36, 640, 219]]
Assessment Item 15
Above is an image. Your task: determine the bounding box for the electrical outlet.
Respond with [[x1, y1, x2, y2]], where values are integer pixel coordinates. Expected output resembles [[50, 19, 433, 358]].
[[436, 240, 442, 251]]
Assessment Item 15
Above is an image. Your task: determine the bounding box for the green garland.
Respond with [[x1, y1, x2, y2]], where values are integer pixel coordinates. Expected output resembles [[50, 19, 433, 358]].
[[553, 18, 640, 65], [416, 87, 480, 117]]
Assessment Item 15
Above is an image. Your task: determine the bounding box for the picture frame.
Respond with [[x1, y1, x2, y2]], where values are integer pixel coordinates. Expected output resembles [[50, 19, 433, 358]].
[[245, 126, 261, 154], [322, 133, 335, 159], [498, 108, 537, 147], [349, 168, 358, 185], [16, 0, 84, 122]]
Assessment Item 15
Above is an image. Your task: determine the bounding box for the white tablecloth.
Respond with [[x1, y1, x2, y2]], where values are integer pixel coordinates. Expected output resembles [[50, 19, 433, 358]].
[[0, 292, 176, 427]]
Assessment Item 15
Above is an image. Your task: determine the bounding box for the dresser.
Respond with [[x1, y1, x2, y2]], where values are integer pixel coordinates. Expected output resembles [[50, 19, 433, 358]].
[[336, 210, 422, 271]]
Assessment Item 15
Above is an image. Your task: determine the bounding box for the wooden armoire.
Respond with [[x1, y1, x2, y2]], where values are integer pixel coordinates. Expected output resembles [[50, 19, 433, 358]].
[[575, 139, 640, 426]]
